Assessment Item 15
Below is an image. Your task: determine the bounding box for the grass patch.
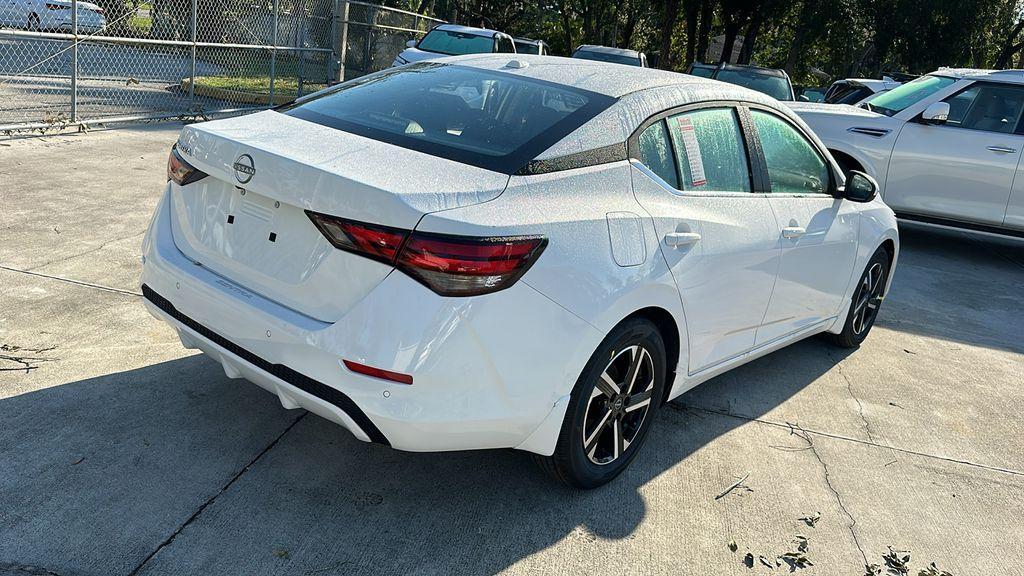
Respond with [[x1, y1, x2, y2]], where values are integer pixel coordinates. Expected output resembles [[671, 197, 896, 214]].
[[194, 75, 327, 97]]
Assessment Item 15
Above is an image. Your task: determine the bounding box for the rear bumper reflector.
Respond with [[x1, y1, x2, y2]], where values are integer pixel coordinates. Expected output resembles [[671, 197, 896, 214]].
[[141, 284, 390, 446]]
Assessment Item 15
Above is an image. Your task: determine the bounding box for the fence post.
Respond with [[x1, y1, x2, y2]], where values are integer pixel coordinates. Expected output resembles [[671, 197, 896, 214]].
[[296, 0, 305, 96], [269, 0, 278, 106], [189, 0, 197, 109], [70, 0, 78, 123], [331, 0, 349, 84]]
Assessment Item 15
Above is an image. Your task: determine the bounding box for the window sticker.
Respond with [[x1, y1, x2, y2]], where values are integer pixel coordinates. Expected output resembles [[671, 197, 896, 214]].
[[674, 116, 707, 187]]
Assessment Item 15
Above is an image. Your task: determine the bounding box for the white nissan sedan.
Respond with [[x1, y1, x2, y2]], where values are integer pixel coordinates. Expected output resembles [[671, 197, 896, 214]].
[[142, 55, 899, 488]]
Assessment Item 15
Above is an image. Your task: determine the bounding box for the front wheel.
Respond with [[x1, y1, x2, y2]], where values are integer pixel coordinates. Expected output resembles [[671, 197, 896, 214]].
[[828, 247, 890, 348], [27, 13, 40, 31], [533, 318, 667, 489]]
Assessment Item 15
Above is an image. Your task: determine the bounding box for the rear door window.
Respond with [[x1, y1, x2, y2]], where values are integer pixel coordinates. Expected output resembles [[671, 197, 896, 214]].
[[637, 120, 679, 188], [664, 108, 751, 192], [280, 63, 615, 174]]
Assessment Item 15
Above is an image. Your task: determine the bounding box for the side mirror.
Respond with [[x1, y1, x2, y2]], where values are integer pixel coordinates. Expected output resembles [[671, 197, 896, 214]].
[[921, 101, 950, 125], [406, 39, 417, 48], [843, 170, 878, 203]]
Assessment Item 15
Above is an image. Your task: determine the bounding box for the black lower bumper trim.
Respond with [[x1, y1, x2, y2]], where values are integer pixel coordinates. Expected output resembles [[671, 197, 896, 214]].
[[141, 284, 390, 446]]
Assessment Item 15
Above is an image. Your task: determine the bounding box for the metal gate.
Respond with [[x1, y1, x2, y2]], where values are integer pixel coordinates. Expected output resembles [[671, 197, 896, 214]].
[[0, 0, 443, 133]]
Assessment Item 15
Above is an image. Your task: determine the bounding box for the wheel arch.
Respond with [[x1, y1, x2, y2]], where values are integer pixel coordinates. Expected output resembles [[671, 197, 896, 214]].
[[610, 306, 681, 406]]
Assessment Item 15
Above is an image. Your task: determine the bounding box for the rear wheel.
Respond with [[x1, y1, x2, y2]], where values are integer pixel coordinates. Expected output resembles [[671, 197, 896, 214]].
[[828, 247, 890, 348], [27, 13, 40, 30], [534, 318, 667, 489]]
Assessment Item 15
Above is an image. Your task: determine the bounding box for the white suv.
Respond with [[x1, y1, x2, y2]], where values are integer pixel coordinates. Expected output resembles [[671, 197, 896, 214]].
[[790, 69, 1024, 237]]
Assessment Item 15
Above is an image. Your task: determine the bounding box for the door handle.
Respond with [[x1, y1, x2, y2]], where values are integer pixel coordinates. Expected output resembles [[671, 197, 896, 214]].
[[987, 145, 1017, 154], [782, 226, 806, 239], [663, 232, 701, 248]]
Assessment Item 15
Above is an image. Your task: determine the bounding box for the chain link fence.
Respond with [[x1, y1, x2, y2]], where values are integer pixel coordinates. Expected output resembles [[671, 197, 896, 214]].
[[0, 0, 443, 132]]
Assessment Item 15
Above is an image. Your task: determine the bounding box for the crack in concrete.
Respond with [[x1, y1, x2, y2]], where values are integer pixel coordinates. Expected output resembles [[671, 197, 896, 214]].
[[25, 230, 146, 272], [126, 412, 307, 576], [791, 423, 869, 569], [0, 265, 141, 297], [681, 405, 1024, 477], [827, 350, 876, 444], [0, 563, 62, 576]]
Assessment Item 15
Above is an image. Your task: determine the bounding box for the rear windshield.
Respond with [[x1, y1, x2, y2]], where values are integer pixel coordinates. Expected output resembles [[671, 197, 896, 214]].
[[417, 29, 494, 56], [714, 69, 793, 100], [515, 41, 540, 55], [279, 63, 616, 174], [572, 50, 640, 66]]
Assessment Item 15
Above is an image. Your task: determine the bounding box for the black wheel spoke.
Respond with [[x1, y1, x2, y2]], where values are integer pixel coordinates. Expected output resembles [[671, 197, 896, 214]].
[[596, 372, 619, 398], [623, 347, 644, 395], [584, 409, 612, 454], [626, 388, 652, 412]]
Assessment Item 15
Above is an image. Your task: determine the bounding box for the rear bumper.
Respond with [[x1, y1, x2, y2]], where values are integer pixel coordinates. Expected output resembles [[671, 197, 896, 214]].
[[141, 186, 603, 453]]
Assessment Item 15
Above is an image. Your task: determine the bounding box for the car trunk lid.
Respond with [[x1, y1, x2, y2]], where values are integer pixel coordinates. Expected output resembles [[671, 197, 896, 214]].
[[168, 110, 509, 322]]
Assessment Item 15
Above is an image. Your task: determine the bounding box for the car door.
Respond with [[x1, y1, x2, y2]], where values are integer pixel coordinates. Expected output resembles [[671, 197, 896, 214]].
[[629, 105, 781, 374], [885, 81, 1024, 225], [747, 108, 860, 345]]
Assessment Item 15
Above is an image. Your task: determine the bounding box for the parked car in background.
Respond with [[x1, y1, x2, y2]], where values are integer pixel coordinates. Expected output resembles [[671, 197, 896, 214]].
[[796, 86, 827, 102], [686, 62, 717, 78], [709, 63, 795, 101], [144, 55, 897, 488], [514, 38, 549, 55], [1, 0, 106, 33], [571, 45, 647, 67], [824, 77, 902, 105], [790, 68, 1024, 237], [392, 24, 515, 67]]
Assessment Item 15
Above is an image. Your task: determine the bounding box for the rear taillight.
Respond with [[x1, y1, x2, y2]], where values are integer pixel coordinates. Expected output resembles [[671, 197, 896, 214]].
[[45, 3, 65, 9], [307, 212, 407, 265], [167, 144, 207, 186], [306, 211, 546, 297]]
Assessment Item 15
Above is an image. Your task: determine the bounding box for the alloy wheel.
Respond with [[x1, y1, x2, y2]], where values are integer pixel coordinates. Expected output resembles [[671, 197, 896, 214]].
[[852, 262, 884, 335], [581, 345, 655, 466]]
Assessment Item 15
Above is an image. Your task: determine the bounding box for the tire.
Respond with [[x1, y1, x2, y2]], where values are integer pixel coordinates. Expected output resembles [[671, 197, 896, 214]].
[[27, 13, 39, 31], [533, 318, 667, 489], [828, 247, 891, 348]]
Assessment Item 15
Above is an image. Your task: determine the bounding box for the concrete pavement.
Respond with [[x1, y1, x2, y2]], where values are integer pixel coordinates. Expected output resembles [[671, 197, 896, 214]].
[[1, 123, 1022, 575]]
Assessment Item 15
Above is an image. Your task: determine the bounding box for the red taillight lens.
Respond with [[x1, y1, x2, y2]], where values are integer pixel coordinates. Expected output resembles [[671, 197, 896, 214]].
[[305, 211, 546, 297], [306, 212, 408, 265], [167, 145, 207, 186], [398, 233, 546, 296], [46, 3, 65, 9]]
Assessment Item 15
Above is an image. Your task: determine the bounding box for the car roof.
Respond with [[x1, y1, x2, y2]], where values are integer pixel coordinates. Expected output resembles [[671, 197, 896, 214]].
[[433, 23, 503, 37], [446, 54, 698, 97], [574, 45, 642, 58]]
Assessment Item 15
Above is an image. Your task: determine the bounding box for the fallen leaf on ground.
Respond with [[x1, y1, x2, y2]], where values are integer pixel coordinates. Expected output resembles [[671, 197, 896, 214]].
[[798, 512, 821, 527]]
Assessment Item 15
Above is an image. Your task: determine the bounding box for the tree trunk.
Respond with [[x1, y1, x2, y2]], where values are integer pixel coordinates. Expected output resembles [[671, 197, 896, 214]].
[[738, 13, 762, 64], [720, 19, 740, 64], [995, 18, 1024, 69], [658, 0, 681, 69], [785, 0, 814, 75], [558, 0, 575, 53], [695, 0, 712, 63], [683, 0, 699, 66]]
